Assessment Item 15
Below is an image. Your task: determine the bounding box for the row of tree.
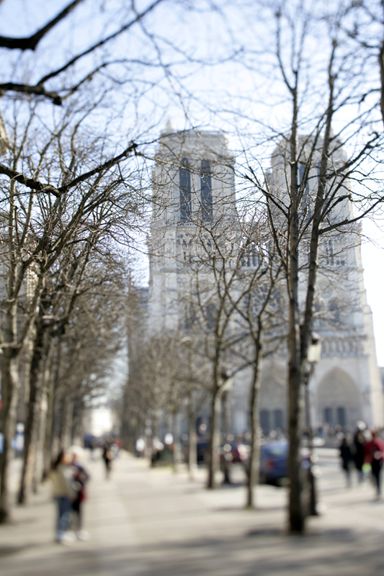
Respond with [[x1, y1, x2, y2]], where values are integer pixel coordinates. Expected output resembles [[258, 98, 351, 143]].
[[0, 0, 383, 537], [0, 0, 171, 522], [121, 0, 384, 535], [0, 102, 139, 519]]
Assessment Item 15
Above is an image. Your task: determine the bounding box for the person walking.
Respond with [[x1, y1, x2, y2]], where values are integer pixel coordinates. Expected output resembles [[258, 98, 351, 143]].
[[102, 442, 114, 479], [69, 447, 90, 540], [339, 434, 353, 487], [364, 429, 384, 500], [50, 449, 75, 544], [352, 423, 366, 483]]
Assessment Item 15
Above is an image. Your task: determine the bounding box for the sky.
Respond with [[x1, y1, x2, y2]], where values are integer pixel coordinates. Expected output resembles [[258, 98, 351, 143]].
[[0, 0, 383, 365]]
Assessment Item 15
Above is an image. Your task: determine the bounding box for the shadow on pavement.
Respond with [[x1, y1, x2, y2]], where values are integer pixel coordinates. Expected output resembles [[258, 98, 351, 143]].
[[1, 526, 383, 576]]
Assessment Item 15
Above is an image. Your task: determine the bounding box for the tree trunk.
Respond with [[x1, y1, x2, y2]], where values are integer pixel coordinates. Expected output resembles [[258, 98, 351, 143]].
[[221, 390, 232, 485], [50, 342, 64, 458], [379, 41, 384, 128], [0, 350, 20, 523], [17, 383, 39, 504], [207, 389, 220, 489], [41, 381, 55, 481], [17, 323, 45, 504], [246, 352, 262, 509], [287, 327, 305, 533], [32, 394, 46, 493], [187, 391, 197, 479], [59, 394, 73, 449], [171, 408, 182, 473], [286, 81, 307, 533]]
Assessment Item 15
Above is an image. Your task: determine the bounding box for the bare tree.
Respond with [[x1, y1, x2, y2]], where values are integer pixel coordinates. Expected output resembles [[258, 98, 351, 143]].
[[229, 216, 285, 508], [0, 101, 144, 520], [340, 0, 384, 126], [122, 269, 211, 472], [177, 215, 252, 489], [239, 1, 384, 533], [121, 278, 149, 453], [17, 235, 126, 504], [0, 0, 165, 105]]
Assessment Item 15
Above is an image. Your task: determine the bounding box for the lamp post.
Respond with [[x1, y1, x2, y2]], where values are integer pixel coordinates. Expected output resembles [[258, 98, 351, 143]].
[[304, 333, 321, 516]]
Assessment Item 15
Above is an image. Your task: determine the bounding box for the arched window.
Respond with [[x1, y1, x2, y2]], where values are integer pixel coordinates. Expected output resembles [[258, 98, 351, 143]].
[[323, 407, 333, 425], [205, 303, 217, 331], [240, 241, 260, 268], [273, 409, 284, 431], [324, 238, 345, 267], [336, 406, 346, 428], [179, 158, 191, 222], [200, 159, 213, 222], [250, 243, 258, 267], [260, 409, 271, 435]]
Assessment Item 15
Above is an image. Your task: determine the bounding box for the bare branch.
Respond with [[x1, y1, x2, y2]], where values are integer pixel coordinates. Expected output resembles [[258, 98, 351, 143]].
[[0, 82, 62, 105], [0, 1, 83, 51], [58, 141, 140, 193], [37, 0, 164, 86], [0, 141, 140, 196], [0, 161, 59, 196]]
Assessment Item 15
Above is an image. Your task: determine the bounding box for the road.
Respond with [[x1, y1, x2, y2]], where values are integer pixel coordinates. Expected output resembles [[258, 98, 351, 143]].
[[0, 449, 383, 576]]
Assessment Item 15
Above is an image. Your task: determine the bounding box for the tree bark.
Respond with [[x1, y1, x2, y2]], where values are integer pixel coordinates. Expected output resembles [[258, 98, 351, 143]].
[[245, 350, 262, 509], [187, 390, 197, 479], [0, 350, 20, 523], [17, 321, 46, 504], [287, 83, 306, 534], [207, 389, 220, 489], [41, 379, 55, 481], [171, 408, 181, 473], [379, 41, 384, 128]]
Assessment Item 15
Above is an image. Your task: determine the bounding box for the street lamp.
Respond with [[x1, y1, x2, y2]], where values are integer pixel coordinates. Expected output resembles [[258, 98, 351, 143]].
[[304, 333, 321, 516]]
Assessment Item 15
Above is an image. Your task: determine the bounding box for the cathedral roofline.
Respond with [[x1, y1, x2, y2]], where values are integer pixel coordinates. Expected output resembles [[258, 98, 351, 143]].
[[155, 128, 235, 164], [159, 127, 226, 139]]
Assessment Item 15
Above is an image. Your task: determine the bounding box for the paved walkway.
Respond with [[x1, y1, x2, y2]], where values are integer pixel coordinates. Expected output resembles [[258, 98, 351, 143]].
[[0, 452, 383, 575]]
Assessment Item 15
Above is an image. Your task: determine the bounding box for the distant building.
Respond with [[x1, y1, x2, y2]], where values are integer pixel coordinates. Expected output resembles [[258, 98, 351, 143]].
[[145, 128, 383, 435]]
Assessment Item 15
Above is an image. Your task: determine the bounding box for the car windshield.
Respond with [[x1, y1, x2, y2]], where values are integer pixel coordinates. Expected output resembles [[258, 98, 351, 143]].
[[263, 442, 287, 456]]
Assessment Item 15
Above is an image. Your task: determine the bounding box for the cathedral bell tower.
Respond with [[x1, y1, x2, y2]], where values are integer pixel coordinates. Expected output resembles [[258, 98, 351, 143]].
[[148, 128, 236, 332]]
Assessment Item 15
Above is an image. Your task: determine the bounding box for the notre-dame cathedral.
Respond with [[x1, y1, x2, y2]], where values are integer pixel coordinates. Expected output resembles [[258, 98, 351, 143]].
[[146, 127, 383, 435]]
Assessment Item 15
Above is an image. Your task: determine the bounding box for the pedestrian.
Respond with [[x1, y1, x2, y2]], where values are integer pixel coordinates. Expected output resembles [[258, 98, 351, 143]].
[[102, 442, 113, 479], [364, 429, 384, 500], [338, 434, 353, 487], [352, 422, 366, 483], [50, 449, 75, 544], [69, 447, 90, 540]]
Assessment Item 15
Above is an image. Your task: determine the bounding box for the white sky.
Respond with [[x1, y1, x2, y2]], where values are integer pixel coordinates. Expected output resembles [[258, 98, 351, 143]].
[[0, 1, 383, 364]]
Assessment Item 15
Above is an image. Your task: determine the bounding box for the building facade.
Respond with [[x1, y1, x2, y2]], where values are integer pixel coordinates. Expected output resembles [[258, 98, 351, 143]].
[[147, 128, 383, 435]]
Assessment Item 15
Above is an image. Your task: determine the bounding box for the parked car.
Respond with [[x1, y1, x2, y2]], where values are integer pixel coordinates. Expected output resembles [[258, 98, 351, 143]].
[[259, 440, 288, 485], [193, 438, 250, 466]]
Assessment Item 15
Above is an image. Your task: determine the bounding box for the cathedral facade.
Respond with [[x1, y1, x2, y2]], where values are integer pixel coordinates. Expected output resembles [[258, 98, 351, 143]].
[[147, 128, 383, 436]]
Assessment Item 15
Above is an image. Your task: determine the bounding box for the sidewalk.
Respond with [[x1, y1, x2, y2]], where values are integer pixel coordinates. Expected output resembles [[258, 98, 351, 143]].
[[0, 452, 383, 575]]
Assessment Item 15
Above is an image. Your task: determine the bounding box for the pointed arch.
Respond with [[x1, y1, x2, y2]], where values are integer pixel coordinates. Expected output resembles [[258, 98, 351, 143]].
[[315, 368, 363, 429], [200, 159, 213, 222], [179, 157, 191, 222]]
